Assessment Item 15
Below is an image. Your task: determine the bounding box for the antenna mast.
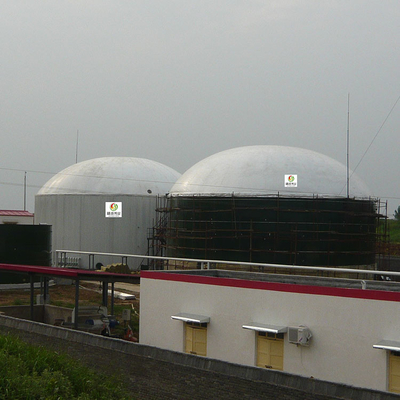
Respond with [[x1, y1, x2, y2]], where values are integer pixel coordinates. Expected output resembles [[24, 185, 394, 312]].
[[75, 130, 79, 164], [24, 171, 27, 211]]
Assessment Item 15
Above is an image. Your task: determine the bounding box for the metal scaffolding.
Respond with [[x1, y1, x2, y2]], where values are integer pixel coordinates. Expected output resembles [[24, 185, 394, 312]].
[[146, 195, 387, 278]]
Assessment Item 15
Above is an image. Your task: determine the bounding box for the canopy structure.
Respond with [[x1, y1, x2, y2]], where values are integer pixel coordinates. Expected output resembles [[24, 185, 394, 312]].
[[373, 340, 400, 352], [171, 313, 210, 324], [0, 263, 140, 328], [242, 323, 288, 334]]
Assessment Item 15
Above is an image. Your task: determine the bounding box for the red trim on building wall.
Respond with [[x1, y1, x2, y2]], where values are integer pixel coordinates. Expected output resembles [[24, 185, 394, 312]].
[[140, 271, 400, 302], [0, 263, 140, 281]]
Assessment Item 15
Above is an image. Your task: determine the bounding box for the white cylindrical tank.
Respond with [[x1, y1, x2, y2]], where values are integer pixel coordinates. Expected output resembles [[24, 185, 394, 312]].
[[35, 157, 181, 269]]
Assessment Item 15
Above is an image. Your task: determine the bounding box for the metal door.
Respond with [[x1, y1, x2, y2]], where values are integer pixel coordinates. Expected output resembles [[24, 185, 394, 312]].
[[389, 352, 400, 393]]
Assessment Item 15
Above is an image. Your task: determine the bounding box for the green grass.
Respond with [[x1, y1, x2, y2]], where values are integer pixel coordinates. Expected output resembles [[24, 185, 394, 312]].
[[51, 300, 75, 309], [387, 220, 400, 243], [0, 334, 131, 399], [12, 299, 25, 306], [378, 219, 400, 243]]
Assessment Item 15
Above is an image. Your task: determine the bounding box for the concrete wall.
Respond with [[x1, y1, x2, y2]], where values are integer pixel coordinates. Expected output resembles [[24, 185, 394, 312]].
[[35, 194, 159, 269], [44, 305, 73, 325], [0, 314, 397, 400], [0, 305, 44, 321], [139, 271, 400, 393], [0, 305, 72, 325]]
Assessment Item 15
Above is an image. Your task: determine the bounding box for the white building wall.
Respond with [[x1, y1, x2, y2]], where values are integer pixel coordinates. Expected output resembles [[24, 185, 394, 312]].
[[0, 215, 34, 224], [140, 272, 400, 392], [35, 194, 159, 269]]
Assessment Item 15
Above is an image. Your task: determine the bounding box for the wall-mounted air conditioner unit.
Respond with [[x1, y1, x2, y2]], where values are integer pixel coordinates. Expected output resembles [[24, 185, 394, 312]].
[[288, 326, 312, 346]]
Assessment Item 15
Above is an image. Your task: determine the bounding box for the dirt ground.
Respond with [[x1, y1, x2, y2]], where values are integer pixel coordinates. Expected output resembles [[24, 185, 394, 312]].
[[0, 281, 140, 309], [0, 281, 141, 340]]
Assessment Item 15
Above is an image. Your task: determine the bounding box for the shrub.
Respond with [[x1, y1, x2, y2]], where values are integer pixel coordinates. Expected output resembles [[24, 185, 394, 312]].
[[0, 334, 130, 399]]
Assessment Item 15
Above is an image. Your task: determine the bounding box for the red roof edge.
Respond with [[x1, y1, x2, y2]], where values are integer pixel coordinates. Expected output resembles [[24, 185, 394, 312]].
[[0, 210, 34, 217]]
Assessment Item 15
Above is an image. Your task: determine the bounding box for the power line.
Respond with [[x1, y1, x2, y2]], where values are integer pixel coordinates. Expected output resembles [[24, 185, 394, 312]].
[[0, 181, 43, 190], [1, 161, 400, 199], [0, 166, 56, 176], [352, 93, 400, 175], [1, 177, 400, 202], [1, 100, 399, 204], [339, 93, 400, 196]]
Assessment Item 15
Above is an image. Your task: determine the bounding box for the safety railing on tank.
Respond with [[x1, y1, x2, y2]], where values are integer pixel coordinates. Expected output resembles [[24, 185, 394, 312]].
[[56, 250, 129, 271], [54, 249, 400, 282], [56, 255, 81, 268]]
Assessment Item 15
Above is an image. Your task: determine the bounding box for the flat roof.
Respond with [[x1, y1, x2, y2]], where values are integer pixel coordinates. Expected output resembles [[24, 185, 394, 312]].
[[141, 269, 400, 302], [144, 269, 400, 292], [0, 263, 140, 284]]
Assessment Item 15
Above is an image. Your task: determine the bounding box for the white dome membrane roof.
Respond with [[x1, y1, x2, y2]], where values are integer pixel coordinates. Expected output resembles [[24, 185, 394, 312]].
[[38, 157, 181, 195], [171, 146, 371, 198]]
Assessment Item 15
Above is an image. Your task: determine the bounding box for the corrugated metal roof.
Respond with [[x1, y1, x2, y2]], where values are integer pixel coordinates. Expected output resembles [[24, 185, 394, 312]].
[[0, 210, 34, 217]]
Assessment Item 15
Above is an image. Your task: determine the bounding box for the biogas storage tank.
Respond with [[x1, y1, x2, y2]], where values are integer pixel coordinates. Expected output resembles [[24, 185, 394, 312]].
[[164, 146, 379, 271], [35, 157, 180, 269]]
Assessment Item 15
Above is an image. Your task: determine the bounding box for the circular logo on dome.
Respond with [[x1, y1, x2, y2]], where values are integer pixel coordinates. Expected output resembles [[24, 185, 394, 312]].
[[284, 174, 297, 187], [110, 203, 118, 211]]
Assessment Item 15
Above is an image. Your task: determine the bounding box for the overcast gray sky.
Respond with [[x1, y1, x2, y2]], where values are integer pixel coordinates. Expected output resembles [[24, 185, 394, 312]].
[[1, 1, 399, 216]]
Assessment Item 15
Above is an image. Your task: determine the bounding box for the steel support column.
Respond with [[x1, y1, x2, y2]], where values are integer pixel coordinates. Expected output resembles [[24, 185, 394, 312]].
[[102, 281, 108, 308], [30, 273, 34, 321], [74, 279, 79, 329], [43, 277, 49, 304], [110, 282, 115, 315]]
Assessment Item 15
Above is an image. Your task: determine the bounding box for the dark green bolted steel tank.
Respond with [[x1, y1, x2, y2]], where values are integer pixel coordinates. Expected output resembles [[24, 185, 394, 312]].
[[165, 196, 378, 267], [0, 225, 52, 283]]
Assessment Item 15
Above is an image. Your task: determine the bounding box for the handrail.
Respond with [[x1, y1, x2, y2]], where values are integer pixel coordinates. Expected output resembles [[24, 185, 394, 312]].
[[55, 249, 399, 277]]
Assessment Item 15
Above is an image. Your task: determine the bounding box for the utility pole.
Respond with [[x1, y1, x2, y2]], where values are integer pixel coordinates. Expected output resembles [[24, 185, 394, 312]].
[[346, 93, 350, 198]]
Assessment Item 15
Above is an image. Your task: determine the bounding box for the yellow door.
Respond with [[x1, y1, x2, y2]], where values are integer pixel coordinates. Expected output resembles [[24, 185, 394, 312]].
[[257, 333, 284, 371], [389, 352, 400, 393], [185, 325, 207, 356]]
